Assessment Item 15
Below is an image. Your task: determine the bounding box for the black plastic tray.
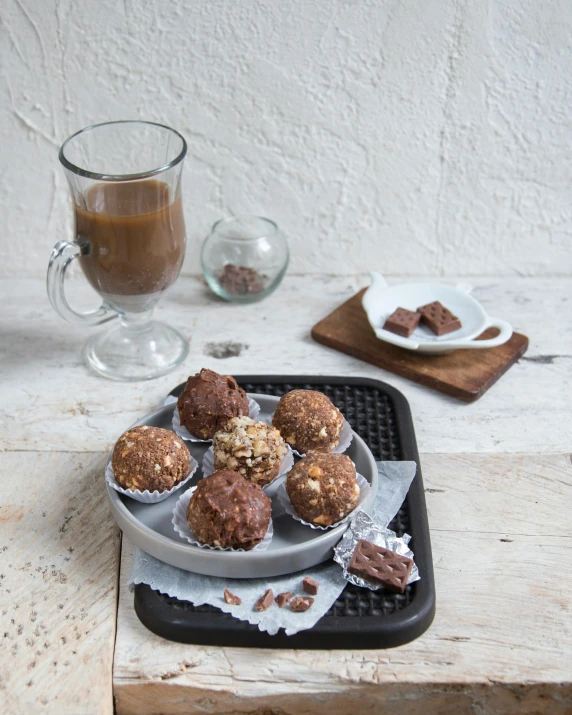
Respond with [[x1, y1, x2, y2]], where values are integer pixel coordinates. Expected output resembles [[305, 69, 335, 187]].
[[134, 375, 435, 649]]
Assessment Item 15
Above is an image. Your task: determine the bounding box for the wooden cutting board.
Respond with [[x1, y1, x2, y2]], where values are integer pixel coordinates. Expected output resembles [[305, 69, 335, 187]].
[[311, 289, 529, 402]]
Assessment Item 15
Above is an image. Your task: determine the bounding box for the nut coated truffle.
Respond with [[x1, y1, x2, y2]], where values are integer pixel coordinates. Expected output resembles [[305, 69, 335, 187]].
[[177, 368, 249, 440], [112, 426, 190, 492], [187, 470, 271, 550], [272, 389, 344, 453], [286, 453, 360, 526], [213, 416, 288, 487]]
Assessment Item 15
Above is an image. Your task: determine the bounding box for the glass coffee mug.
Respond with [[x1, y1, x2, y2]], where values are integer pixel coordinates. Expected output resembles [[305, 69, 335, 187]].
[[47, 120, 189, 381]]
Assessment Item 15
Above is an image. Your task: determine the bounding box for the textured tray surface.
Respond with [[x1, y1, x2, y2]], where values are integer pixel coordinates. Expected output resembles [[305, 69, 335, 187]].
[[134, 376, 435, 649]]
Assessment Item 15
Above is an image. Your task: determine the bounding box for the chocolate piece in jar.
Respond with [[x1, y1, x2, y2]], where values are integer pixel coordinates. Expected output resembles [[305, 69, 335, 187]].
[[286, 453, 360, 527], [186, 470, 271, 550], [290, 596, 314, 612], [218, 264, 266, 295], [111, 425, 190, 492], [418, 301, 462, 336], [177, 368, 249, 440], [272, 389, 344, 454], [383, 307, 421, 338], [348, 539, 414, 594], [213, 416, 287, 487]]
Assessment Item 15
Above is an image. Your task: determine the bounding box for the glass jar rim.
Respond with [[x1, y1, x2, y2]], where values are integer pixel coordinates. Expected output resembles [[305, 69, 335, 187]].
[[211, 215, 279, 242], [59, 120, 187, 182]]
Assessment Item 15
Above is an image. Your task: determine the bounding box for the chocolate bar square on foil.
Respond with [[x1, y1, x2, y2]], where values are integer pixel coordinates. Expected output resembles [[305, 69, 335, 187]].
[[348, 539, 414, 593]]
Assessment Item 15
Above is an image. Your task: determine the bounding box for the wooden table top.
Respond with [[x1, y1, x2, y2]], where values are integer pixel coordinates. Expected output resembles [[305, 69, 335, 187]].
[[1, 274, 571, 714]]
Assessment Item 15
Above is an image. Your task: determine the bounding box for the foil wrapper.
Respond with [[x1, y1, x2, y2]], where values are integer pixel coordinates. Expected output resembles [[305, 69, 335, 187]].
[[333, 510, 420, 591]]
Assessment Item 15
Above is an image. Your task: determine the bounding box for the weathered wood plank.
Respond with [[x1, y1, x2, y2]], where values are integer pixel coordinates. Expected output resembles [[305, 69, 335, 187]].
[[0, 276, 571, 454], [113, 453, 572, 714], [0, 452, 120, 715]]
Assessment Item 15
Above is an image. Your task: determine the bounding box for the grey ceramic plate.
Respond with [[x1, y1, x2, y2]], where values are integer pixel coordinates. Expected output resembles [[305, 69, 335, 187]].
[[106, 394, 378, 578]]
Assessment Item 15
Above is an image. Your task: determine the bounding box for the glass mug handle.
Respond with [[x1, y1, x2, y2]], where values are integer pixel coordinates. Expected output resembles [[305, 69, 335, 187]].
[[46, 239, 117, 326]]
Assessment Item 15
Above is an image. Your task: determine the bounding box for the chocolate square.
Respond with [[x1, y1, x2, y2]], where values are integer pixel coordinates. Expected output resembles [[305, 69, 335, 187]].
[[383, 307, 421, 338], [418, 301, 462, 336], [348, 539, 414, 594]]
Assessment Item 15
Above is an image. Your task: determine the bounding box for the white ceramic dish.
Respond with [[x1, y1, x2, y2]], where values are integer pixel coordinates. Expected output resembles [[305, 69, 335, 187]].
[[362, 272, 513, 355], [105, 394, 378, 578]]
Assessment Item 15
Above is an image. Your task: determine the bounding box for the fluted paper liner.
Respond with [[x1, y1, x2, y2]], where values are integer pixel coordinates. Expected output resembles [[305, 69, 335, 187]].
[[172, 486, 273, 552], [168, 395, 261, 442], [276, 472, 370, 530], [105, 454, 198, 504]]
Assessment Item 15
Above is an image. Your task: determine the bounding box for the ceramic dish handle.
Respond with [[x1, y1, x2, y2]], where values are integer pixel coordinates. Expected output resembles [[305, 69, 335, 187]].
[[443, 317, 513, 350]]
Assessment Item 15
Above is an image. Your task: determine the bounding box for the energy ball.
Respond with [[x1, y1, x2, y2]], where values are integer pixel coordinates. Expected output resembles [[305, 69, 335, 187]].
[[286, 453, 360, 527], [187, 470, 271, 550], [213, 416, 288, 487], [112, 426, 190, 492], [272, 389, 344, 453], [177, 368, 249, 439]]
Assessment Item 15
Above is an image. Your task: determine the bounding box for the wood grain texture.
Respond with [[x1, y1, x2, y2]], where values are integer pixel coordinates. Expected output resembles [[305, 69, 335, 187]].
[[0, 452, 120, 715], [0, 276, 570, 454], [113, 453, 572, 715], [311, 289, 529, 401]]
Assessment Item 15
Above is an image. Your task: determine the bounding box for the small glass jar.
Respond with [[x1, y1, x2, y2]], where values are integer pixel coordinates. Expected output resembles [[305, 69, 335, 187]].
[[201, 216, 289, 303]]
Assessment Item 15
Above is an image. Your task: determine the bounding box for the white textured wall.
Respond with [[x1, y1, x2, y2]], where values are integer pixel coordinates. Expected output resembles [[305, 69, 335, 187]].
[[1, 0, 571, 278]]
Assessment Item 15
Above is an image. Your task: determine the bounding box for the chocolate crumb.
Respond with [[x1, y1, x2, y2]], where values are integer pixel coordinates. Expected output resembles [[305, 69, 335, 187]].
[[218, 264, 266, 295], [276, 592, 293, 608], [223, 588, 241, 606], [255, 589, 274, 611], [302, 577, 319, 596], [290, 596, 314, 612]]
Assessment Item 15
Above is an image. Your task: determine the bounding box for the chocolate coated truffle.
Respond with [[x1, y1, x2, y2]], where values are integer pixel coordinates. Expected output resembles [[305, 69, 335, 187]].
[[213, 416, 288, 487], [286, 452, 360, 526], [187, 470, 271, 549], [112, 426, 190, 492], [177, 368, 249, 439], [272, 389, 344, 453]]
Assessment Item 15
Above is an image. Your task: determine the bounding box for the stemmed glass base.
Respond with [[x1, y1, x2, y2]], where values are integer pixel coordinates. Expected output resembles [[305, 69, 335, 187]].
[[83, 312, 189, 381]]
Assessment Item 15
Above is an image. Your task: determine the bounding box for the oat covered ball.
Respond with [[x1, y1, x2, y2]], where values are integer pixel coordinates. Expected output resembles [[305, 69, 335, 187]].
[[187, 470, 271, 550], [112, 426, 190, 492], [213, 416, 288, 487], [272, 389, 344, 453], [177, 368, 249, 440], [286, 453, 360, 527]]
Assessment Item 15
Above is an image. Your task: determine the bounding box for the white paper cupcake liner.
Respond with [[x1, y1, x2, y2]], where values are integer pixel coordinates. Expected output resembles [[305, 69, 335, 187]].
[[264, 415, 353, 457], [105, 454, 199, 504], [172, 486, 273, 551], [276, 472, 370, 530], [201, 445, 294, 490], [169, 396, 261, 442]]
